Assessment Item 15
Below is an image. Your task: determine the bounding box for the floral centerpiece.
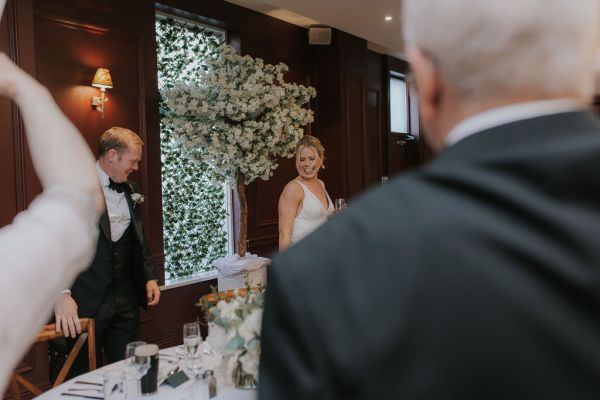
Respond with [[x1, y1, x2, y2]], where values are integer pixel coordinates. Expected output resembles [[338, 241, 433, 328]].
[[200, 285, 265, 387], [162, 43, 316, 256]]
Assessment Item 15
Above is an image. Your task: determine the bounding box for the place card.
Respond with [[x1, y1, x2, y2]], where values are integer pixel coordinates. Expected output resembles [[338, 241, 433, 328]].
[[165, 370, 189, 388]]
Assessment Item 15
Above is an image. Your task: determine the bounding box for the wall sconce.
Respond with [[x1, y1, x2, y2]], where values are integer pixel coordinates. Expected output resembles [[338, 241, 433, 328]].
[[91, 68, 113, 118]]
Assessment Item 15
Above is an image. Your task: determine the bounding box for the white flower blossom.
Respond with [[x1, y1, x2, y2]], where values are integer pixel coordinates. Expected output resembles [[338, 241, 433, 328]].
[[238, 309, 262, 343], [207, 323, 227, 354], [161, 43, 316, 184], [217, 299, 240, 323], [203, 287, 265, 385]]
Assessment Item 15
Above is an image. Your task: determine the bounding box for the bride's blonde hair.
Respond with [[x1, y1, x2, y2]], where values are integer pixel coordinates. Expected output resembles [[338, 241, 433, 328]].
[[295, 135, 325, 169]]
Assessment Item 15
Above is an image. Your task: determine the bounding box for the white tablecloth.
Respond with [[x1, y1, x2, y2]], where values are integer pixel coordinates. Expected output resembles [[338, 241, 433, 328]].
[[35, 346, 256, 400]]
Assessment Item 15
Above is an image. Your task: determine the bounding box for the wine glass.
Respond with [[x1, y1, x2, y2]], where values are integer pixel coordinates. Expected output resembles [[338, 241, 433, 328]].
[[183, 322, 203, 376], [124, 341, 146, 397], [334, 198, 347, 213]]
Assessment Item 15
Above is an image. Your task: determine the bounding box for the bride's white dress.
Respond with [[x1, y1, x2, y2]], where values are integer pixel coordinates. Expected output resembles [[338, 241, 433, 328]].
[[290, 180, 334, 244]]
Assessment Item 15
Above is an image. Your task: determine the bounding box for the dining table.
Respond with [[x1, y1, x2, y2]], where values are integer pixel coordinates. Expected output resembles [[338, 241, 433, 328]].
[[35, 346, 256, 400]]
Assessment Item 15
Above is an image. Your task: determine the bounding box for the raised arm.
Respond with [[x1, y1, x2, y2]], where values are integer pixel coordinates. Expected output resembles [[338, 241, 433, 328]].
[[0, 54, 103, 210], [278, 181, 303, 251], [0, 53, 102, 392]]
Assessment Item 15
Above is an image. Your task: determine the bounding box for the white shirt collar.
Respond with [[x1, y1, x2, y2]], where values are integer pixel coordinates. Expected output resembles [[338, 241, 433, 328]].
[[445, 99, 585, 147], [95, 162, 110, 188]]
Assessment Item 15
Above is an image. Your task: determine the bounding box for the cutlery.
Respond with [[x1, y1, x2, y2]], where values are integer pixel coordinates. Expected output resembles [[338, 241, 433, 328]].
[[68, 388, 103, 393], [61, 392, 103, 399], [73, 381, 102, 387]]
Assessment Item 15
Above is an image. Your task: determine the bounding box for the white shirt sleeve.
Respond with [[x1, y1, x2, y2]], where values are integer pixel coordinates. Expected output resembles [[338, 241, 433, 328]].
[[0, 186, 97, 393]]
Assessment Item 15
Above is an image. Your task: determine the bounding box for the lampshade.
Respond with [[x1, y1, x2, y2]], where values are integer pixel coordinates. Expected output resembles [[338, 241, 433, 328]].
[[91, 68, 113, 89]]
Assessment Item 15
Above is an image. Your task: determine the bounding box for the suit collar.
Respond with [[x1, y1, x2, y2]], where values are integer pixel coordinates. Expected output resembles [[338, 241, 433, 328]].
[[445, 99, 585, 147], [431, 110, 600, 168], [123, 185, 144, 243]]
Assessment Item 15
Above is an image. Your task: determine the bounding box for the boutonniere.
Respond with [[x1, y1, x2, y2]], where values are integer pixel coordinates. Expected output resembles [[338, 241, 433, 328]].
[[131, 192, 145, 207]]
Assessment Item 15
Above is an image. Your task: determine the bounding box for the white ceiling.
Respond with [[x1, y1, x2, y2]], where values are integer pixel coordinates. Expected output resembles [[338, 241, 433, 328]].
[[223, 0, 405, 58]]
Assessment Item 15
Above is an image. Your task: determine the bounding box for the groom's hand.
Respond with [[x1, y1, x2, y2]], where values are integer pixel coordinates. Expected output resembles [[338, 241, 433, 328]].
[[54, 293, 81, 338], [146, 280, 161, 306]]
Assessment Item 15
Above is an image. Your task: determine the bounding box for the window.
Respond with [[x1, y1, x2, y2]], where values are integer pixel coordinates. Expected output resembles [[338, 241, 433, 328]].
[[388, 58, 418, 142], [156, 12, 233, 282], [389, 72, 409, 134]]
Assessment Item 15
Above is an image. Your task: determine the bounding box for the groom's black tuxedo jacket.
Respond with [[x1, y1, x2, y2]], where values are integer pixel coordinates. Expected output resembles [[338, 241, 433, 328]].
[[71, 181, 155, 317], [259, 111, 600, 400]]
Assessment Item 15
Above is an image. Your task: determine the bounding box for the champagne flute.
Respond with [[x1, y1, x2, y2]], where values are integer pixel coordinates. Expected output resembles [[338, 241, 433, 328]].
[[334, 198, 347, 213], [183, 322, 202, 376]]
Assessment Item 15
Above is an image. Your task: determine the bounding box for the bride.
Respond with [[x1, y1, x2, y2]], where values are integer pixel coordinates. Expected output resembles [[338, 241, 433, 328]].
[[278, 135, 333, 251]]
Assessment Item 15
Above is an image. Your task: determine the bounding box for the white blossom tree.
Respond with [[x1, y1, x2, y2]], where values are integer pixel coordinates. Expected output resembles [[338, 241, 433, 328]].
[[162, 44, 316, 256]]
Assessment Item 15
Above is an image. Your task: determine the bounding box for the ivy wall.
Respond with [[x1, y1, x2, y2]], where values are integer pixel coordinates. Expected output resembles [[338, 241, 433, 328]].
[[156, 16, 229, 279]]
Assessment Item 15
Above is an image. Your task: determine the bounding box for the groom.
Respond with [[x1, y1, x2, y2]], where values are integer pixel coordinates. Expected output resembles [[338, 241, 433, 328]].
[[54, 127, 160, 373]]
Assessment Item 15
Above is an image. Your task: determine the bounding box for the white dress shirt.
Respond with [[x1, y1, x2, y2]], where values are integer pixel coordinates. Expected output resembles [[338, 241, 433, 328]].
[[445, 99, 584, 147], [0, 186, 97, 393], [96, 163, 131, 242]]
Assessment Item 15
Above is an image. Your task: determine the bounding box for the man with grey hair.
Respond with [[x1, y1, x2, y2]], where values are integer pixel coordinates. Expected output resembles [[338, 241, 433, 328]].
[[259, 0, 600, 399]]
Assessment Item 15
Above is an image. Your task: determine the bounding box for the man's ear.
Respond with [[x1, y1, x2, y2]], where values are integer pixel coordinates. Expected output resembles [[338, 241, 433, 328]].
[[107, 149, 118, 162], [407, 48, 442, 127]]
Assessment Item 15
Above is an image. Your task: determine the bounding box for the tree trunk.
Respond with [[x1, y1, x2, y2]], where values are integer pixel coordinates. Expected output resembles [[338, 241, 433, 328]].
[[236, 173, 248, 257]]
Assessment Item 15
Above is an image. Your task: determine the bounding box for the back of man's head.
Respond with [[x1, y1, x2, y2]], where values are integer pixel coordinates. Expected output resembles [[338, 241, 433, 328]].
[[98, 126, 143, 157], [403, 0, 600, 101]]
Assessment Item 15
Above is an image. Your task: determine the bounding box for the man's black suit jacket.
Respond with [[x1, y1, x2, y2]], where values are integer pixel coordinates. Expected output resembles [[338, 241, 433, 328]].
[[71, 181, 155, 317], [259, 111, 600, 399]]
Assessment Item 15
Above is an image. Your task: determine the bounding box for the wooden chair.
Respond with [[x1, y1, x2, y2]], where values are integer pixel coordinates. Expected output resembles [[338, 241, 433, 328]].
[[10, 318, 96, 400]]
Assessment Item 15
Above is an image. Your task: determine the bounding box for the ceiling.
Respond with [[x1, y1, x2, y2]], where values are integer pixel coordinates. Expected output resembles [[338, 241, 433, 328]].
[[223, 0, 405, 58]]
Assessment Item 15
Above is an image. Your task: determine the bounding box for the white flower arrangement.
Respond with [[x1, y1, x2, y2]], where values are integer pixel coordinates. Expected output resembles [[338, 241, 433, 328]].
[[161, 44, 316, 185], [202, 286, 265, 387]]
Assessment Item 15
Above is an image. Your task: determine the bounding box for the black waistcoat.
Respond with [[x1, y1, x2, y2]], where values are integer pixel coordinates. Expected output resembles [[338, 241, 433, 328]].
[[111, 225, 134, 283]]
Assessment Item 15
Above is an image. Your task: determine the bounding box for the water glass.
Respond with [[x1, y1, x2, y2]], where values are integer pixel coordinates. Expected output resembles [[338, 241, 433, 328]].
[[130, 346, 150, 398], [136, 344, 159, 395], [125, 341, 147, 377], [103, 370, 127, 400]]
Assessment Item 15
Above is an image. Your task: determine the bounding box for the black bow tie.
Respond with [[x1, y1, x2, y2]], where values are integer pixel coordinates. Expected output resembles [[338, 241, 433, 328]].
[[108, 178, 127, 193]]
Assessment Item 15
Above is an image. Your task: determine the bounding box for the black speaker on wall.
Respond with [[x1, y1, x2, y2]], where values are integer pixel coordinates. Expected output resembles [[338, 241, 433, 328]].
[[308, 25, 332, 45]]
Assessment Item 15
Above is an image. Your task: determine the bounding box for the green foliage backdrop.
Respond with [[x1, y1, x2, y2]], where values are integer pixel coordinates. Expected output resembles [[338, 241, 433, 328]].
[[156, 17, 228, 279]]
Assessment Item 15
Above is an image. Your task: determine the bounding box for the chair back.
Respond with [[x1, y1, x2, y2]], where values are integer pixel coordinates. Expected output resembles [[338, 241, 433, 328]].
[[10, 318, 96, 399]]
